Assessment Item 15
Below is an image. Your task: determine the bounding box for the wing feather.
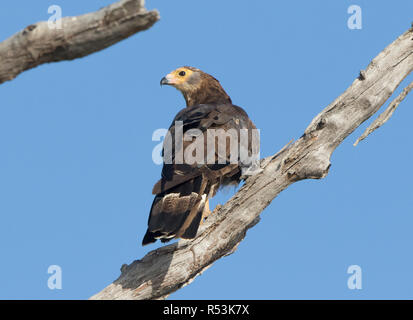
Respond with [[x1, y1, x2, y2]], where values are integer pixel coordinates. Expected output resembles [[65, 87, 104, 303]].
[[142, 103, 256, 245]]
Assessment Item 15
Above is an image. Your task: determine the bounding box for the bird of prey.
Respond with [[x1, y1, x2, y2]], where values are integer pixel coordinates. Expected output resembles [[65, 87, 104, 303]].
[[142, 66, 259, 245]]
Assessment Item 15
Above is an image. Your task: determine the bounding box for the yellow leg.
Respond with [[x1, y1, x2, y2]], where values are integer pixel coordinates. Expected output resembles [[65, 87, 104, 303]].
[[200, 199, 212, 224]]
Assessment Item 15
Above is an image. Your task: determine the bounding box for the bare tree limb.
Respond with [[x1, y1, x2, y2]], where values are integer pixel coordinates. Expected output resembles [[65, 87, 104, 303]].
[[354, 81, 413, 146], [0, 0, 159, 85], [91, 25, 413, 300]]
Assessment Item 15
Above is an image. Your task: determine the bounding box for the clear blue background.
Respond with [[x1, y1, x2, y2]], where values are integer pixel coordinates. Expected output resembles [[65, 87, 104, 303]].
[[0, 0, 412, 299]]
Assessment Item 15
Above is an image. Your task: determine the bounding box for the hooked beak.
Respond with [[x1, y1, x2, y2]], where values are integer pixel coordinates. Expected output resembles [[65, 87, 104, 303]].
[[160, 76, 169, 86], [160, 73, 176, 86]]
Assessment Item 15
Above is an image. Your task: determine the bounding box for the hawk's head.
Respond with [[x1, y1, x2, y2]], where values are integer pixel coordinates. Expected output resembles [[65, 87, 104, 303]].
[[160, 66, 232, 107]]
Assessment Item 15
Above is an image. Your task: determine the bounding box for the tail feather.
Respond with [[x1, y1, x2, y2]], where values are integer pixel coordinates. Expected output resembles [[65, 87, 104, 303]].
[[142, 175, 207, 245]]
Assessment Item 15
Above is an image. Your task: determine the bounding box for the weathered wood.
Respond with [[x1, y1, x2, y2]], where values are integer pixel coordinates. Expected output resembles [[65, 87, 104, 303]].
[[91, 25, 413, 300], [0, 0, 159, 85], [354, 81, 413, 146]]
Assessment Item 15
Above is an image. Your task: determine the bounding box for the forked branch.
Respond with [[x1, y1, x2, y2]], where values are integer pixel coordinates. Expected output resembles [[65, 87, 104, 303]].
[[354, 81, 413, 146]]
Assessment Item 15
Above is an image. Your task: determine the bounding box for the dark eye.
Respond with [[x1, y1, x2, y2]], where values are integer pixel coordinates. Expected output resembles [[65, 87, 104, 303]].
[[179, 71, 186, 77]]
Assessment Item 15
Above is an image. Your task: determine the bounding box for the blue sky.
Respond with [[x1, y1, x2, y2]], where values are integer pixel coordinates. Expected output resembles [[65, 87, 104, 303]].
[[0, 0, 412, 299]]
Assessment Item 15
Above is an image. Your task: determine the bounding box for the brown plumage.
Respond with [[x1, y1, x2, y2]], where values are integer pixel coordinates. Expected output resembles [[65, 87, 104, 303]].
[[142, 66, 258, 245]]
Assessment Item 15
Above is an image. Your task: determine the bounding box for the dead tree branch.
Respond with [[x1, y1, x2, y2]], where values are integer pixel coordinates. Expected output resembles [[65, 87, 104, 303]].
[[0, 0, 159, 85], [91, 26, 413, 300], [354, 81, 413, 146]]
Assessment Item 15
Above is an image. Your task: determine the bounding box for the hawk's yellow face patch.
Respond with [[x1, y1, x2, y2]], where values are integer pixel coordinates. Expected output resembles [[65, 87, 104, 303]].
[[163, 67, 195, 86]]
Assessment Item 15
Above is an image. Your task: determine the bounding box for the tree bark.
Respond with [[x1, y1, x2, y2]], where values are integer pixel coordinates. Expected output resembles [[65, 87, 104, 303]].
[[0, 0, 159, 85], [90, 25, 413, 300], [354, 81, 413, 146]]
